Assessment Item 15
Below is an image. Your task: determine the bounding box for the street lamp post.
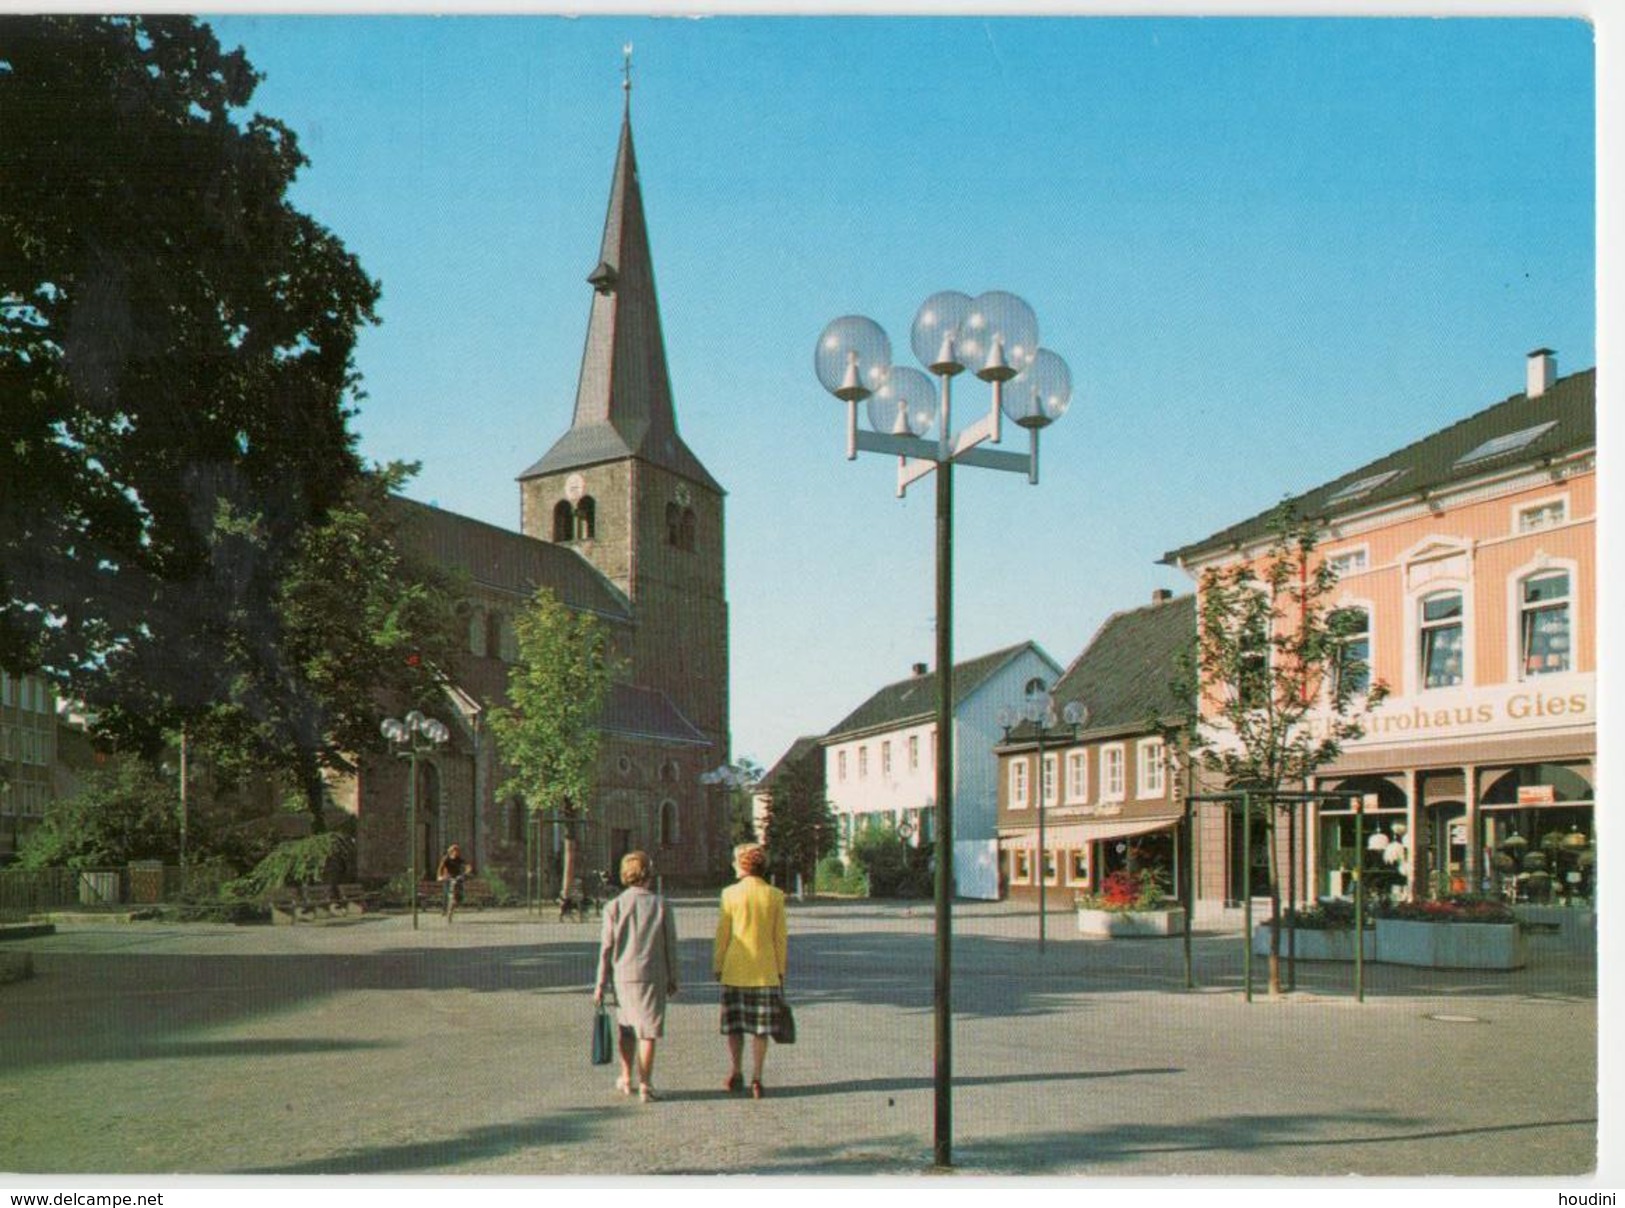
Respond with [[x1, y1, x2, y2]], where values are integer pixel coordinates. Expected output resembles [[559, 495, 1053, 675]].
[[816, 291, 1072, 1169], [998, 695, 1086, 954], [381, 710, 450, 931]]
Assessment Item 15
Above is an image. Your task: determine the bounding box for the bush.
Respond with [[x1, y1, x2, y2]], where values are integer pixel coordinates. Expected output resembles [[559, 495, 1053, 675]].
[[232, 833, 356, 896], [849, 825, 932, 898], [1376, 895, 1514, 924], [479, 869, 518, 906], [1076, 867, 1170, 912], [814, 854, 867, 897]]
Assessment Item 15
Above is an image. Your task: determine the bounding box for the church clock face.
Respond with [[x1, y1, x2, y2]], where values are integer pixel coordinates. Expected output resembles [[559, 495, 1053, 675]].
[[565, 473, 586, 503], [674, 483, 692, 508]]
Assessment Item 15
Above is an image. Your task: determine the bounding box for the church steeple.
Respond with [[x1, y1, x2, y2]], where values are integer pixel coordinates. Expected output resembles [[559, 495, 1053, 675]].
[[519, 101, 720, 493]]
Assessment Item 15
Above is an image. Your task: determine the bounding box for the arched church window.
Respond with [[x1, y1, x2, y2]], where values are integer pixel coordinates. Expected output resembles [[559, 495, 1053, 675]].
[[680, 508, 697, 552], [660, 760, 680, 784], [553, 500, 574, 543], [468, 607, 488, 656], [666, 502, 681, 547], [485, 611, 505, 661], [659, 800, 678, 847], [575, 496, 596, 542]]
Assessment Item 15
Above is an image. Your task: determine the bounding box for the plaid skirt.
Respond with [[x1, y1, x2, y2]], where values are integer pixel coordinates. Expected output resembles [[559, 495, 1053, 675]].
[[719, 985, 787, 1037]]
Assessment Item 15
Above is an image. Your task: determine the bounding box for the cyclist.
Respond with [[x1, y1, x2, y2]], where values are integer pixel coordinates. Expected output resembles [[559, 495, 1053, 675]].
[[436, 843, 473, 922]]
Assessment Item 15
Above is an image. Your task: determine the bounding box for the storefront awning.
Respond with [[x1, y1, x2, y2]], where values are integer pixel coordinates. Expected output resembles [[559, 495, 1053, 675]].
[[999, 814, 1181, 849]]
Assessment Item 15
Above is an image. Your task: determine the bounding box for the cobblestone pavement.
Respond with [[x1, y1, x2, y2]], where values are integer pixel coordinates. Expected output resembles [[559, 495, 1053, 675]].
[[0, 899, 1600, 1179]]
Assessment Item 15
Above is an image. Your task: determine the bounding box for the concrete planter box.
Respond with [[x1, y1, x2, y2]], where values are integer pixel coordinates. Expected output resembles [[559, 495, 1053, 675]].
[[1374, 918, 1526, 969], [1077, 906, 1186, 938], [1251, 925, 1375, 962]]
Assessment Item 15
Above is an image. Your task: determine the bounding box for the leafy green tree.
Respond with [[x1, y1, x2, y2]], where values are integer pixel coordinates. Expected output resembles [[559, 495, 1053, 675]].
[[0, 16, 378, 731], [1183, 504, 1387, 995], [19, 754, 181, 869], [761, 758, 835, 890], [848, 821, 932, 899], [489, 588, 618, 898]]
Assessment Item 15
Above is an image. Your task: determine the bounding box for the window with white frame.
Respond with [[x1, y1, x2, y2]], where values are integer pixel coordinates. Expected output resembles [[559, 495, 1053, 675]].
[[1518, 498, 1568, 533], [1330, 605, 1372, 696], [881, 741, 892, 778], [1103, 745, 1126, 800], [0, 672, 11, 707], [1065, 749, 1087, 803], [1326, 547, 1370, 579], [1419, 590, 1465, 689], [908, 735, 919, 771], [837, 750, 847, 782], [1009, 759, 1029, 810], [1520, 570, 1572, 677], [1041, 848, 1058, 885], [1137, 739, 1166, 798], [858, 746, 868, 779]]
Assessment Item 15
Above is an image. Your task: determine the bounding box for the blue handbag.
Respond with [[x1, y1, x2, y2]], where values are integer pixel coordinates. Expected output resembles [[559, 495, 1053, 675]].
[[591, 1002, 615, 1065]]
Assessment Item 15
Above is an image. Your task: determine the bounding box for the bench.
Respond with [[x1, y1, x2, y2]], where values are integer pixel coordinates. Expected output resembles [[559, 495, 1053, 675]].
[[336, 883, 379, 915], [269, 884, 343, 924], [418, 877, 497, 912]]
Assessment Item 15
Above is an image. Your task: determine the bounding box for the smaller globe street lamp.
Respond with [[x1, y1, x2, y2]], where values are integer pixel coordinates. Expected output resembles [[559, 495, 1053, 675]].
[[998, 695, 1087, 953], [381, 710, 450, 930]]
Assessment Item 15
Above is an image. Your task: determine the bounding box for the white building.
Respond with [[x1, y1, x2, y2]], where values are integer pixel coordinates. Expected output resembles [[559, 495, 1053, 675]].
[[822, 642, 1062, 900]]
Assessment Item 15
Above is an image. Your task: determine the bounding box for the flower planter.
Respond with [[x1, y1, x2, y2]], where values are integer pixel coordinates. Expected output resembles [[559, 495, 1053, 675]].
[[1251, 925, 1374, 962], [1076, 906, 1186, 938], [1374, 917, 1526, 969]]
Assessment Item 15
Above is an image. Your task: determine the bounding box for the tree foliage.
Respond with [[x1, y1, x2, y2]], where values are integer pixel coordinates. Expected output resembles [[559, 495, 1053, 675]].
[[1182, 503, 1387, 993], [489, 589, 618, 888], [0, 16, 379, 730], [761, 757, 834, 888]]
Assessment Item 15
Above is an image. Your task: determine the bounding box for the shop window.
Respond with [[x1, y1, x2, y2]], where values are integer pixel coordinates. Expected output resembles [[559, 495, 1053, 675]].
[[1102, 745, 1125, 801], [1330, 606, 1371, 695], [1520, 570, 1571, 677], [1009, 759, 1029, 810], [553, 500, 575, 543], [1065, 749, 1087, 803], [1068, 850, 1089, 884], [575, 496, 596, 541], [1419, 591, 1464, 689], [1137, 739, 1166, 798], [1042, 848, 1058, 885], [1041, 753, 1058, 807], [1012, 849, 1032, 884]]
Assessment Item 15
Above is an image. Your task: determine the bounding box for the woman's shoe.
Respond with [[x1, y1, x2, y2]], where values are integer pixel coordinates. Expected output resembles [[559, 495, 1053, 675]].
[[724, 1072, 744, 1094], [614, 1075, 632, 1096], [639, 1084, 658, 1103], [750, 1080, 764, 1100]]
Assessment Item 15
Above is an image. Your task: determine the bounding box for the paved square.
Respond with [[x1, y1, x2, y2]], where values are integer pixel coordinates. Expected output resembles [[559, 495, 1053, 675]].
[[0, 900, 1597, 1177]]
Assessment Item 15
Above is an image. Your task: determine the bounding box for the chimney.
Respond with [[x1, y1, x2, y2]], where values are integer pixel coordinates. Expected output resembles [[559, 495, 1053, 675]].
[[1527, 348, 1557, 399], [911, 662, 928, 677], [1151, 588, 1174, 606]]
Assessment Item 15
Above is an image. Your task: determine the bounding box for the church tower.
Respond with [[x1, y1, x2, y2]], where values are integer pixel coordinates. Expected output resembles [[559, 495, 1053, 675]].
[[518, 86, 730, 759]]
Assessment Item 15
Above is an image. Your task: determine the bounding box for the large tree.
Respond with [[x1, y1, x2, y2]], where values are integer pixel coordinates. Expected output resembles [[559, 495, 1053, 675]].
[[761, 758, 834, 890], [1185, 504, 1386, 996], [0, 16, 378, 724], [489, 588, 619, 898]]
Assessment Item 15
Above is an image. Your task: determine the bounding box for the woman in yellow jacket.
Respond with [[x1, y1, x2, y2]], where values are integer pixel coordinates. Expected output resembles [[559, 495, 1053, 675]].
[[713, 843, 788, 1099]]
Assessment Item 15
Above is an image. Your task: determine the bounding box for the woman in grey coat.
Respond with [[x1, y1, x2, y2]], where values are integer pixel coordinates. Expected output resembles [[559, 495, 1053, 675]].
[[593, 850, 679, 1101]]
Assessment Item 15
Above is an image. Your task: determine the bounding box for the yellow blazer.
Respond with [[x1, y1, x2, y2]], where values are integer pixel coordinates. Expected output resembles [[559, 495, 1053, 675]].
[[713, 875, 788, 987]]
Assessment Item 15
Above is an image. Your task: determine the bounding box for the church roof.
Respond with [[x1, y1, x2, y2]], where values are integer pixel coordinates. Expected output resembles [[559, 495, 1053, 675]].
[[600, 681, 712, 747], [389, 495, 632, 623], [519, 110, 722, 495]]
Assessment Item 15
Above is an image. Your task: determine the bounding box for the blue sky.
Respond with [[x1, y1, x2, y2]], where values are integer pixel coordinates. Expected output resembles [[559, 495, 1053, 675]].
[[205, 13, 1598, 771]]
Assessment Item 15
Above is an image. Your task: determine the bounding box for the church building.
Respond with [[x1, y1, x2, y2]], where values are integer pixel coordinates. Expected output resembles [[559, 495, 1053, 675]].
[[342, 89, 731, 892]]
